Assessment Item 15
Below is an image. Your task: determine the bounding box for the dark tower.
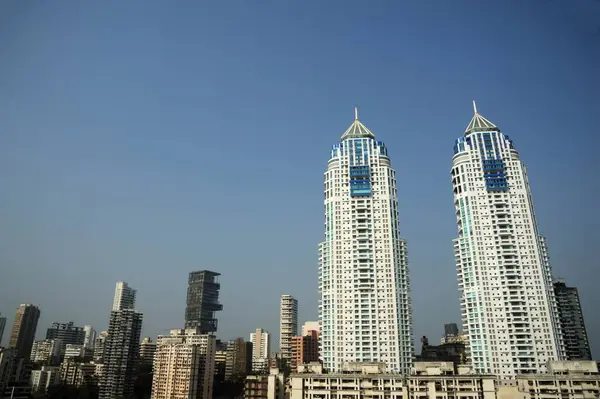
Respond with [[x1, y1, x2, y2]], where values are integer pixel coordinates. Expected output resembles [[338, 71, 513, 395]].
[[185, 270, 223, 333]]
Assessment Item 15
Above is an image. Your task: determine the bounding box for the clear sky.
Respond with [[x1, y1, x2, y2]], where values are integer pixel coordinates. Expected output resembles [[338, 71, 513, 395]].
[[0, 1, 598, 354]]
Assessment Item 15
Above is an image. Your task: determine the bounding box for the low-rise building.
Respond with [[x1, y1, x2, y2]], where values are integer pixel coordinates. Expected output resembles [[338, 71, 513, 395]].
[[290, 362, 497, 399], [59, 360, 97, 386], [502, 360, 600, 399], [244, 368, 285, 399]]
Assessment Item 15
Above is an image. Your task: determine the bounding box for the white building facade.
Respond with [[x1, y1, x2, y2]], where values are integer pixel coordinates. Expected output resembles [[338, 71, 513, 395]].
[[451, 103, 564, 379], [318, 109, 414, 374], [112, 281, 137, 311], [250, 328, 271, 372]]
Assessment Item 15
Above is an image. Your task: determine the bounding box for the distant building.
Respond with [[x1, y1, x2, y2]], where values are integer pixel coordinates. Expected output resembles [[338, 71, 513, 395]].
[[290, 362, 496, 399], [301, 321, 319, 337], [139, 337, 156, 365], [59, 360, 96, 386], [93, 331, 108, 362], [416, 336, 466, 365], [98, 308, 143, 399], [8, 304, 40, 360], [214, 346, 228, 383], [64, 344, 86, 360], [30, 339, 62, 365], [112, 281, 137, 311], [30, 366, 60, 393], [444, 323, 459, 338], [244, 368, 285, 399], [46, 321, 85, 346], [83, 325, 96, 350], [280, 295, 298, 365], [250, 329, 271, 373], [185, 270, 223, 333], [291, 330, 319, 372], [554, 280, 592, 360], [225, 338, 252, 380], [151, 328, 216, 399]]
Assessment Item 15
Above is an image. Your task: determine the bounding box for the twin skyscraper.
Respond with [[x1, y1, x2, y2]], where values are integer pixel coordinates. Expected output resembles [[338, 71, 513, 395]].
[[318, 104, 565, 378]]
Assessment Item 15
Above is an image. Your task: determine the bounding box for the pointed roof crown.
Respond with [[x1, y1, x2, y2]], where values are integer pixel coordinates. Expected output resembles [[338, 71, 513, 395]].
[[341, 107, 376, 140], [465, 101, 499, 134]]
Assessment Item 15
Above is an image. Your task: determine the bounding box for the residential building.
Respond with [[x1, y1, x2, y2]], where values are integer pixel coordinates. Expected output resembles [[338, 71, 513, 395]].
[[225, 338, 252, 381], [280, 295, 298, 366], [139, 336, 156, 365], [440, 332, 468, 345], [291, 330, 319, 372], [0, 315, 5, 346], [93, 331, 108, 362], [30, 339, 62, 365], [112, 281, 137, 311], [301, 321, 319, 337], [59, 360, 96, 386], [214, 346, 228, 383], [8, 304, 40, 360], [250, 329, 271, 373], [244, 368, 285, 399], [289, 362, 496, 399], [318, 109, 415, 373], [185, 270, 223, 333], [64, 344, 86, 360], [451, 102, 564, 378], [151, 328, 216, 399], [83, 325, 96, 350], [46, 321, 85, 346], [98, 309, 143, 399], [0, 348, 31, 399], [496, 361, 600, 399], [554, 280, 592, 360], [30, 366, 60, 393]]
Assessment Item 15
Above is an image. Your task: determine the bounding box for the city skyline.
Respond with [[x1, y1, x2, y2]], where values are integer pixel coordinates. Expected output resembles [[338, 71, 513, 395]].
[[0, 1, 597, 357]]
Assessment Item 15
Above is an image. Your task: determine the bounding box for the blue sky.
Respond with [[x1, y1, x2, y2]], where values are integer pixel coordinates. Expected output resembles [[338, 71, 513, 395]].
[[0, 1, 598, 354]]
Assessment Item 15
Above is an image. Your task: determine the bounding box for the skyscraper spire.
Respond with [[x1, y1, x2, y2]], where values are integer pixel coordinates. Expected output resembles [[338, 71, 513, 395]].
[[354, 106, 358, 120], [472, 100, 478, 114], [464, 101, 498, 134]]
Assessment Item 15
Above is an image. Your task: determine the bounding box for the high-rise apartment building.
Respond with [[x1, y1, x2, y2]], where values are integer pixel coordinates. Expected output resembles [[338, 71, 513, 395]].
[[280, 295, 298, 365], [151, 328, 216, 399], [318, 109, 415, 373], [83, 325, 96, 350], [250, 329, 271, 373], [99, 308, 143, 398], [139, 336, 156, 364], [8, 304, 40, 360], [451, 103, 564, 378], [112, 281, 137, 311], [46, 321, 85, 346], [554, 280, 592, 360], [185, 270, 223, 333]]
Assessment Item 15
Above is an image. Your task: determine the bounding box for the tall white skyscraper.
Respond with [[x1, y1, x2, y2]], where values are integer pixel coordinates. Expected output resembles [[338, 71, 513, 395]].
[[451, 102, 564, 379], [318, 109, 414, 374], [112, 281, 136, 311], [250, 328, 271, 372]]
